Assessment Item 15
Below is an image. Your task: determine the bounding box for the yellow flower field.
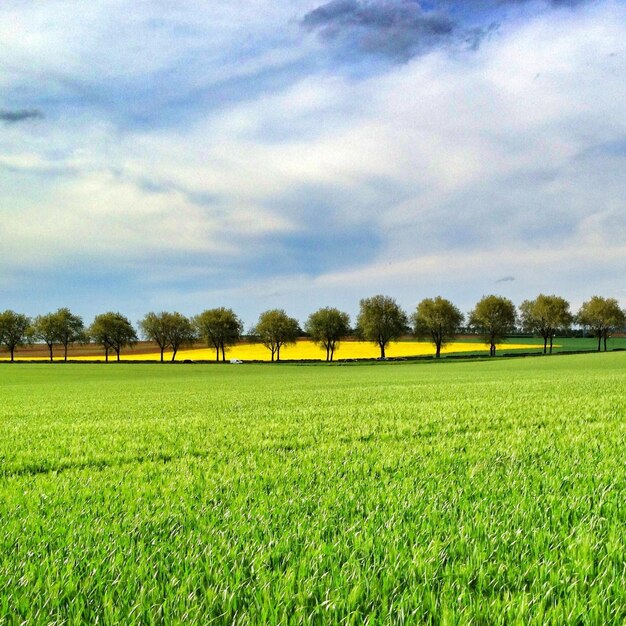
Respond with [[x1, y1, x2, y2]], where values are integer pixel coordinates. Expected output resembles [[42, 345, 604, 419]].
[[5, 339, 544, 362], [177, 339, 543, 361]]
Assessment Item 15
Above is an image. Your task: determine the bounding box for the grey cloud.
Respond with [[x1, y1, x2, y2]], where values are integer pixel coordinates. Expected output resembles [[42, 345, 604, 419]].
[[301, 0, 588, 62], [0, 109, 44, 123], [302, 0, 456, 61], [436, 0, 589, 6], [302, 0, 360, 25], [495, 276, 515, 283], [509, 0, 588, 5]]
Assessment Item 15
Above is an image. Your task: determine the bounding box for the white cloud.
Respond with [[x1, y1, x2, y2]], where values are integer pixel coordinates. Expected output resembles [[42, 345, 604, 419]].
[[0, 0, 624, 319]]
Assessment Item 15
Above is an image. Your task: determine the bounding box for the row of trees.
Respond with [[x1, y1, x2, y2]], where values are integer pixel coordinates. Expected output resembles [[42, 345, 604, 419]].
[[258, 294, 624, 360], [0, 295, 623, 362]]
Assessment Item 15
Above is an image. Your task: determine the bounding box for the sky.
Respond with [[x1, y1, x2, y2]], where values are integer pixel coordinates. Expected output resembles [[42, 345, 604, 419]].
[[1, 0, 624, 329]]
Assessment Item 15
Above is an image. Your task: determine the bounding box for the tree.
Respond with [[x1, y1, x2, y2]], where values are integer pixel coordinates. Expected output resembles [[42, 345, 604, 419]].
[[356, 295, 408, 359], [194, 308, 243, 362], [54, 308, 85, 361], [31, 312, 60, 362], [139, 312, 169, 362], [252, 309, 300, 362], [89, 312, 137, 362], [0, 310, 31, 362], [577, 296, 626, 352], [519, 294, 573, 354], [468, 295, 516, 357], [305, 307, 351, 361], [411, 296, 464, 358], [140, 311, 196, 362], [32, 308, 84, 362], [165, 312, 196, 362]]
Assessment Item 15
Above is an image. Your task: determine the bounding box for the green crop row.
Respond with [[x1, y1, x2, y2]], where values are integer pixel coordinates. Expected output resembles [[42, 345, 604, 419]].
[[1, 354, 625, 624]]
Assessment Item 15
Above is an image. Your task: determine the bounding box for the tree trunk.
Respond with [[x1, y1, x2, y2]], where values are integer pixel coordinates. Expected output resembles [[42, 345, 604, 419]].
[[105, 347, 109, 362], [171, 348, 177, 362], [221, 345, 226, 362], [379, 342, 385, 359], [604, 334, 608, 352], [490, 343, 496, 357], [435, 342, 441, 359], [10, 347, 14, 362], [597, 335, 601, 352], [64, 343, 68, 362], [549, 336, 554, 354], [276, 345, 281, 361], [49, 343, 54, 362], [330, 345, 334, 362], [116, 349, 121, 362], [543, 337, 547, 355], [160, 347, 164, 363], [215, 346, 220, 362]]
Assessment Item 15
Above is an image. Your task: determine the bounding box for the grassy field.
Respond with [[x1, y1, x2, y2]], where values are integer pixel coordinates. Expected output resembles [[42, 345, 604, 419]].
[[1, 354, 625, 624]]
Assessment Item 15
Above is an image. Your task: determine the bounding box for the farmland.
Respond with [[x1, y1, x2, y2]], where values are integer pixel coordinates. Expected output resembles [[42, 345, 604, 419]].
[[7, 335, 626, 362], [1, 353, 626, 624]]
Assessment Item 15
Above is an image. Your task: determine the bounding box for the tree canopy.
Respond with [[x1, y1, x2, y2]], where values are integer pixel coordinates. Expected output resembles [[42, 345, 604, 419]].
[[252, 309, 300, 362], [305, 307, 351, 361], [468, 295, 516, 357], [0, 310, 31, 362], [138, 312, 171, 362], [139, 311, 196, 362], [31, 308, 85, 361], [412, 296, 464, 358], [31, 312, 60, 362], [194, 308, 244, 362], [89, 312, 137, 361], [165, 313, 196, 362], [519, 294, 573, 354], [55, 308, 85, 361], [577, 296, 626, 352], [356, 295, 408, 359]]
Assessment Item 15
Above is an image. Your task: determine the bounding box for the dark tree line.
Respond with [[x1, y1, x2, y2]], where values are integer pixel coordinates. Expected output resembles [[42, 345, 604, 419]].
[[0, 294, 623, 362]]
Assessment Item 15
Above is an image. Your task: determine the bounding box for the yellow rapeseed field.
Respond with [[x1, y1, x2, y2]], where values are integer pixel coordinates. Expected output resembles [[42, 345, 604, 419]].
[[5, 339, 544, 362], [177, 339, 542, 361]]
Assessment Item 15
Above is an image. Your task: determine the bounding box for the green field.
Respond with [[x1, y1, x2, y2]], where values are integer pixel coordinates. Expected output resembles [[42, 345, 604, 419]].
[[1, 354, 625, 625], [441, 336, 626, 356]]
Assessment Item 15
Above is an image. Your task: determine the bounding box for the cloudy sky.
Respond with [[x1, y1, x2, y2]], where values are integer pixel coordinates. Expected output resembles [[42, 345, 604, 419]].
[[1, 0, 624, 327]]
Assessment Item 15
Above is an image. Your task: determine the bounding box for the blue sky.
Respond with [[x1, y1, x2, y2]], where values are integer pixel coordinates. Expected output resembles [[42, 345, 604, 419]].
[[0, 0, 624, 328]]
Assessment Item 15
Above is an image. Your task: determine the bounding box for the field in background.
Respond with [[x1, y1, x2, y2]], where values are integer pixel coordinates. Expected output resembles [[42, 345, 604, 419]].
[[6, 335, 624, 362], [1, 353, 625, 624]]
